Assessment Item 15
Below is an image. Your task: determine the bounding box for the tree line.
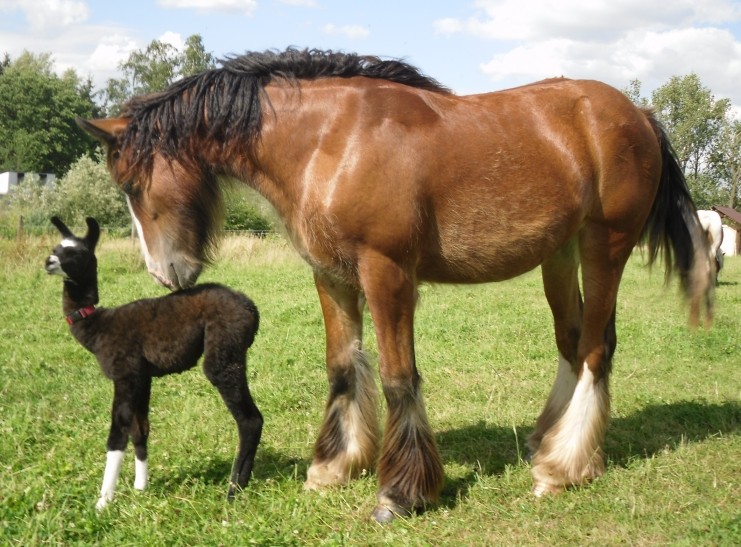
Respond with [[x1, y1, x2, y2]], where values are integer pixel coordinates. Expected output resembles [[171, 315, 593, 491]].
[[0, 35, 738, 232]]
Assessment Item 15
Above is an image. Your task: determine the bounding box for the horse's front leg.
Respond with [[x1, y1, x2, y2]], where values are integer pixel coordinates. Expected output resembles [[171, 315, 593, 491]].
[[97, 381, 135, 510], [359, 252, 444, 523], [304, 272, 379, 490]]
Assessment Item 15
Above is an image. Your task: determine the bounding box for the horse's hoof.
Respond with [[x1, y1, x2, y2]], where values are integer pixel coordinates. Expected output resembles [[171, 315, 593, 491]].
[[532, 481, 563, 498], [371, 502, 412, 524]]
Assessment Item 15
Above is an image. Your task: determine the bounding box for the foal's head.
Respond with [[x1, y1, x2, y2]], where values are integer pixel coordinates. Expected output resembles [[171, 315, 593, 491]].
[[46, 216, 100, 283], [76, 116, 222, 290]]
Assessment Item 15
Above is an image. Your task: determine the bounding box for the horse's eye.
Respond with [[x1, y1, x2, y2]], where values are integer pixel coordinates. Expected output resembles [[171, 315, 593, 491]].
[[121, 180, 136, 196]]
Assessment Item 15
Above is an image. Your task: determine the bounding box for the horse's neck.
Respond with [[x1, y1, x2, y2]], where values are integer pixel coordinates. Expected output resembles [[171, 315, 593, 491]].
[[229, 83, 341, 232]]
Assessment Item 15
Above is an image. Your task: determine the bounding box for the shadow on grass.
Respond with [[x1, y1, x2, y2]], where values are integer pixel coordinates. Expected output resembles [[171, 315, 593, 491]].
[[160, 400, 740, 509], [156, 445, 306, 490], [436, 400, 741, 509]]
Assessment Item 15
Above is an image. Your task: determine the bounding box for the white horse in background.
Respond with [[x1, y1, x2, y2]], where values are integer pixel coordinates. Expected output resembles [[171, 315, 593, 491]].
[[698, 210, 724, 284]]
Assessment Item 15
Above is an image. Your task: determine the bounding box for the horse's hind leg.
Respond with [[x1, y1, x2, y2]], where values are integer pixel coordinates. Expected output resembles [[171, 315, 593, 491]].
[[305, 273, 379, 490], [202, 346, 263, 499], [528, 239, 582, 457], [531, 224, 628, 496]]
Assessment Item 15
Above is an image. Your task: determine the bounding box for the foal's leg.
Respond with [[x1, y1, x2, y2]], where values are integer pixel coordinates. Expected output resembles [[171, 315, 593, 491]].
[[97, 379, 141, 509], [305, 273, 379, 490], [358, 253, 443, 523], [528, 240, 582, 457], [202, 343, 263, 499], [530, 225, 628, 496], [131, 377, 152, 492]]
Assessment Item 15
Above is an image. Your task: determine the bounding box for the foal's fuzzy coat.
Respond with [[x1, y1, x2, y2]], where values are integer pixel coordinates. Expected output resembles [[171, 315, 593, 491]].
[[46, 216, 262, 509]]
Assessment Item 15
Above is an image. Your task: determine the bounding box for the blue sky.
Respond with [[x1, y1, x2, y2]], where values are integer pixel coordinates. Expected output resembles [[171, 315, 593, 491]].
[[2, 0, 741, 110]]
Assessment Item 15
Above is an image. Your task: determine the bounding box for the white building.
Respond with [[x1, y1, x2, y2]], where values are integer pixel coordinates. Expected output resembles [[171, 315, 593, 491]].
[[0, 171, 56, 195]]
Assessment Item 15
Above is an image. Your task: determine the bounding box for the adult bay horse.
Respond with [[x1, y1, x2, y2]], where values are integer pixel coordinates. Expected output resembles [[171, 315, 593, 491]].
[[77, 48, 711, 522]]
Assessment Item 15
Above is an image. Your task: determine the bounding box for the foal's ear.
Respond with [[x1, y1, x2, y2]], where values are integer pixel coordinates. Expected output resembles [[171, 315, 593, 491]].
[[75, 117, 129, 148], [51, 216, 74, 238], [84, 217, 100, 250]]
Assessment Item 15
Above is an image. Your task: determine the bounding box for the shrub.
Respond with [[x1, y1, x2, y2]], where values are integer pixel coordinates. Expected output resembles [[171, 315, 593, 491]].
[[223, 186, 274, 234], [0, 154, 129, 236], [0, 158, 276, 238], [51, 154, 129, 228]]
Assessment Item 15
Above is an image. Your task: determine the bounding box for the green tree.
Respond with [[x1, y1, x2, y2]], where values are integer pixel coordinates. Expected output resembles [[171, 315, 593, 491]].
[[651, 74, 729, 180], [622, 78, 649, 108], [0, 53, 11, 76], [181, 34, 216, 77], [0, 51, 97, 176], [709, 118, 741, 209], [100, 34, 216, 116]]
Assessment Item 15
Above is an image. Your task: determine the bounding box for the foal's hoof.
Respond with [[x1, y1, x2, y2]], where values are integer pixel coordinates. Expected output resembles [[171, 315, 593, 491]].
[[371, 501, 413, 524]]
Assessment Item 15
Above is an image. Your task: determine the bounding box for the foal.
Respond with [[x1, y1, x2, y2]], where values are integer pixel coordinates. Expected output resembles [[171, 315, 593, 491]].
[[45, 216, 262, 509]]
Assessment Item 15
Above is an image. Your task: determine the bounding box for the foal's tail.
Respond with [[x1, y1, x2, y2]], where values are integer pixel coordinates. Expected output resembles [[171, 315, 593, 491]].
[[641, 110, 713, 327]]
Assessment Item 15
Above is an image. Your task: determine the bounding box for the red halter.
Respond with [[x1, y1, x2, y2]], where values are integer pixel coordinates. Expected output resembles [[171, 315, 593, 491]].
[[66, 305, 96, 325]]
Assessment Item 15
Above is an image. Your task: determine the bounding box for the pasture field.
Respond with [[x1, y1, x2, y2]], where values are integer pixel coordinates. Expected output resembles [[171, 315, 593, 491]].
[[1, 232, 739, 546]]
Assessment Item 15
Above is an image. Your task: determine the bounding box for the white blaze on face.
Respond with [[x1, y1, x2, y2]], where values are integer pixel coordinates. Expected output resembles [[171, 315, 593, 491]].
[[127, 197, 155, 269], [126, 196, 175, 289]]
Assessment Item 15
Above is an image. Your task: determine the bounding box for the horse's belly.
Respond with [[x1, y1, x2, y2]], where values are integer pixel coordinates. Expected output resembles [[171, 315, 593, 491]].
[[417, 236, 557, 284]]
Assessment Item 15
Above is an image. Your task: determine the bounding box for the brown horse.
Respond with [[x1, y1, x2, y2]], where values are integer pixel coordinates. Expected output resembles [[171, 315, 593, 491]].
[[77, 48, 711, 523]]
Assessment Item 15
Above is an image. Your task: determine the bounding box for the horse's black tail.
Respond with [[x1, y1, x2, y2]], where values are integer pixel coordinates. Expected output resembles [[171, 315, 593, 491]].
[[641, 109, 713, 327]]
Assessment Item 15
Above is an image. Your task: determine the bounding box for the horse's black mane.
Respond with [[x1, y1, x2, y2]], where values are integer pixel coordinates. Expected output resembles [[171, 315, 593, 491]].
[[119, 48, 450, 173], [221, 48, 450, 93]]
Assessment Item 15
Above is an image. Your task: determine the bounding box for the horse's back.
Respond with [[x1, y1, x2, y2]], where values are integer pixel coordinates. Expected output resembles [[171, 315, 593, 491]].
[[412, 79, 661, 282]]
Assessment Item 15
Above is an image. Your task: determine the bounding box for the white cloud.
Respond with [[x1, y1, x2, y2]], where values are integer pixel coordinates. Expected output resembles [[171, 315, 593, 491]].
[[277, 0, 318, 6], [86, 34, 138, 75], [480, 26, 741, 102], [438, 0, 741, 108], [434, 18, 463, 35], [437, 0, 741, 42], [0, 0, 88, 30], [156, 0, 257, 15], [322, 23, 370, 39], [159, 31, 185, 51]]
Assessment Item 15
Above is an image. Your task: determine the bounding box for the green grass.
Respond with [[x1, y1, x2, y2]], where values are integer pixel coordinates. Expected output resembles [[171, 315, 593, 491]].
[[1, 234, 739, 545]]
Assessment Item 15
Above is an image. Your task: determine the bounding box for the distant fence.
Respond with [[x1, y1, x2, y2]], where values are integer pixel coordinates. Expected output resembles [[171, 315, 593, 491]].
[[5, 216, 277, 240]]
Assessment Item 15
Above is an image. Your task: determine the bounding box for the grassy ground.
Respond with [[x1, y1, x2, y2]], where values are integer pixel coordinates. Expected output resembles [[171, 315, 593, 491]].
[[0, 233, 739, 546]]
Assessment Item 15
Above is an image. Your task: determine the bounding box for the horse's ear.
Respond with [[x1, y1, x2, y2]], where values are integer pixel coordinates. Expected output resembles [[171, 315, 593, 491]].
[[75, 117, 129, 147], [84, 217, 100, 250], [51, 216, 74, 238]]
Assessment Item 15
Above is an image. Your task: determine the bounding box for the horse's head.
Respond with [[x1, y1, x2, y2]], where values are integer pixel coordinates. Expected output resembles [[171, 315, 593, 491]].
[[77, 116, 222, 290]]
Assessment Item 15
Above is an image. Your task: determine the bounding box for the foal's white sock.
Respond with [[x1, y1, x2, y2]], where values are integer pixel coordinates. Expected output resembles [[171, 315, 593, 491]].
[[134, 457, 148, 490], [96, 450, 125, 510]]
